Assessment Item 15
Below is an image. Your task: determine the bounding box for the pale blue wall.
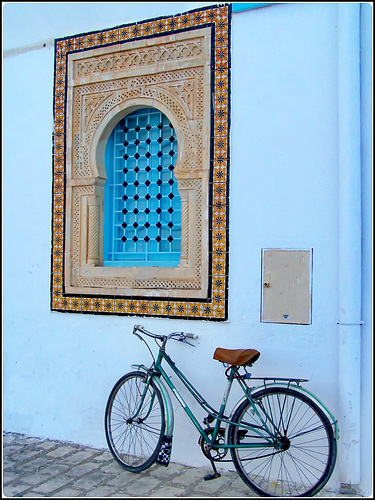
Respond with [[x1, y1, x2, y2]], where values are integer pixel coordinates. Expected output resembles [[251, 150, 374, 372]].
[[3, 3, 372, 494], [359, 2, 373, 493]]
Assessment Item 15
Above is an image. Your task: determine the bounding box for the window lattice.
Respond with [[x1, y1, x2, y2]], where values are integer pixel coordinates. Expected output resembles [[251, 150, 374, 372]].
[[104, 108, 181, 266]]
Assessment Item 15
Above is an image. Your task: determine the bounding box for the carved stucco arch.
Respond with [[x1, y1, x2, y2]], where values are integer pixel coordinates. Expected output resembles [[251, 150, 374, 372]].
[[87, 93, 204, 271], [93, 96, 187, 181]]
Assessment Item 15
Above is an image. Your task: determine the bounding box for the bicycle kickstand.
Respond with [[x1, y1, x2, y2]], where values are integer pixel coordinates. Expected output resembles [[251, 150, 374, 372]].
[[204, 451, 221, 481]]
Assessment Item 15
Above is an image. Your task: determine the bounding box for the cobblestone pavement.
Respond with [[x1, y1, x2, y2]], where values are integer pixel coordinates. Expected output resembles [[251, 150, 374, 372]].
[[3, 432, 360, 498]]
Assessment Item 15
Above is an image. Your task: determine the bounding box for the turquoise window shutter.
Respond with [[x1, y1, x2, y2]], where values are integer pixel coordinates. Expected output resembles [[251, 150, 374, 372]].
[[104, 108, 181, 267]]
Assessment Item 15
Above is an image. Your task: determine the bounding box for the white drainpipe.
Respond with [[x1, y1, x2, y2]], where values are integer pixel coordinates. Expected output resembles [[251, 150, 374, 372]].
[[337, 3, 362, 485]]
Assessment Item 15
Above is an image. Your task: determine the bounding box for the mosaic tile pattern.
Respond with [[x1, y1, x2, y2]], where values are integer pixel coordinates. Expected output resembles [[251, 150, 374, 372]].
[[51, 4, 231, 320]]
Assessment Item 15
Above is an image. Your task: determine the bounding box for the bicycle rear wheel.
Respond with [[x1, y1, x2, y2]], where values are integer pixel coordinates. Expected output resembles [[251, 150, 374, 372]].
[[105, 371, 165, 472], [228, 387, 337, 497]]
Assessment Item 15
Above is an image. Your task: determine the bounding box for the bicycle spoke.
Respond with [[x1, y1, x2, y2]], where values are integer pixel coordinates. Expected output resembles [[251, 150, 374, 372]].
[[229, 387, 336, 497], [105, 372, 165, 471]]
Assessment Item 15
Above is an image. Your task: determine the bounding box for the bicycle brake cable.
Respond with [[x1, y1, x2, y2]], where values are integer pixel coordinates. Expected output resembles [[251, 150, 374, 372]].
[[134, 330, 156, 365]]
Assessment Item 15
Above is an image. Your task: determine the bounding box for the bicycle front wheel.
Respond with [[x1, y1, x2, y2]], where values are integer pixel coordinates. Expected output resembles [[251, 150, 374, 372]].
[[228, 387, 337, 497], [105, 371, 166, 472]]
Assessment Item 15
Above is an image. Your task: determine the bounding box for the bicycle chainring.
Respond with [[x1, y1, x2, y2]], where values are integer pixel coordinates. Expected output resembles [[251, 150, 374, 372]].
[[198, 427, 228, 461]]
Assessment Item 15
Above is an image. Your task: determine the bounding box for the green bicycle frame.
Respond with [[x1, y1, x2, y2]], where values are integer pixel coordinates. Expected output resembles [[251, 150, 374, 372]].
[[135, 348, 277, 452]]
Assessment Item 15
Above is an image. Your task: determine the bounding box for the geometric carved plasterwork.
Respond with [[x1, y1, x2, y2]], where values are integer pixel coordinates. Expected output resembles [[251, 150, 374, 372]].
[[51, 4, 231, 320]]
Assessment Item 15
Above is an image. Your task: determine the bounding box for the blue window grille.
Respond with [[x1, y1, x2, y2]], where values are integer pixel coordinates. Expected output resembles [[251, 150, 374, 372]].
[[104, 108, 181, 267]]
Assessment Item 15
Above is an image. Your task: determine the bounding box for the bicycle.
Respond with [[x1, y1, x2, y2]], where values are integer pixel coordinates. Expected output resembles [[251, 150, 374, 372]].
[[104, 325, 338, 497]]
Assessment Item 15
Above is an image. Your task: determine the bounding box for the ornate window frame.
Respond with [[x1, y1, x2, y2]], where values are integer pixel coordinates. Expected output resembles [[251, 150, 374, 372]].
[[51, 4, 231, 320]]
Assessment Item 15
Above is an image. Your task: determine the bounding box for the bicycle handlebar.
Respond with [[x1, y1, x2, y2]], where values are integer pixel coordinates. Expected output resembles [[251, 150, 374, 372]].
[[133, 324, 198, 342]]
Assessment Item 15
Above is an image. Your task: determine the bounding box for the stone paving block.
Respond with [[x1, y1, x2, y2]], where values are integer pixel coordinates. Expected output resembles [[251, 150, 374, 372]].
[[4, 444, 24, 455], [190, 476, 228, 495], [105, 471, 138, 487], [3, 433, 17, 444], [227, 479, 254, 494], [65, 461, 102, 477], [59, 449, 99, 465], [49, 488, 85, 497], [151, 484, 189, 496], [147, 462, 186, 478], [219, 487, 255, 497], [73, 470, 109, 489], [47, 445, 77, 458], [22, 493, 46, 497], [111, 491, 142, 498], [32, 475, 75, 494], [3, 471, 19, 484], [22, 437, 44, 445], [171, 465, 208, 485], [123, 476, 163, 496], [16, 455, 54, 472], [17, 448, 43, 462], [3, 483, 31, 497], [92, 450, 113, 462], [101, 461, 128, 475], [85, 485, 120, 497], [38, 463, 71, 477], [36, 440, 59, 451], [18, 472, 47, 486]]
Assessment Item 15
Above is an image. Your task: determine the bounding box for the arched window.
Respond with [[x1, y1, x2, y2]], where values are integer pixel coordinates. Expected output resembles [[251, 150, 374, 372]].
[[103, 108, 181, 267]]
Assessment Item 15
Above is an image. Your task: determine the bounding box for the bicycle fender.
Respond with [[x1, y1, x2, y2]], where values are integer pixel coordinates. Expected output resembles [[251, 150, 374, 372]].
[[234, 382, 339, 440], [131, 364, 174, 438]]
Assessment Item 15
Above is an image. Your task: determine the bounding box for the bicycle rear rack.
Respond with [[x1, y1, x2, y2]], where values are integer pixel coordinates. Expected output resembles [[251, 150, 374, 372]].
[[248, 377, 309, 387]]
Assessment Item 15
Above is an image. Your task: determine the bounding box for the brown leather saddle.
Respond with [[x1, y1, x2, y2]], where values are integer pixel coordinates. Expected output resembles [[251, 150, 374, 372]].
[[213, 347, 260, 367]]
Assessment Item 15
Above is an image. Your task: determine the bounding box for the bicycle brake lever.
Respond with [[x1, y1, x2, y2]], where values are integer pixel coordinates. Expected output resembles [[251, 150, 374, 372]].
[[171, 332, 195, 346], [181, 333, 196, 347]]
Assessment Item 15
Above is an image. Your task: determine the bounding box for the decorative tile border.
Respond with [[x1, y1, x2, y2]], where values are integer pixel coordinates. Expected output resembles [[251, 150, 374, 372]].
[[51, 4, 231, 321]]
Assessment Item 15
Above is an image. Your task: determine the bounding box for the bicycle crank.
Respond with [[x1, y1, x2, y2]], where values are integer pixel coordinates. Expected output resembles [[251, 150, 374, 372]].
[[198, 427, 228, 461]]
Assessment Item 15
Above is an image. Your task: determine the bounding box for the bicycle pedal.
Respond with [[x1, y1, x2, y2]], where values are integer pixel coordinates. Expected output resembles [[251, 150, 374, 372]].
[[204, 472, 221, 481]]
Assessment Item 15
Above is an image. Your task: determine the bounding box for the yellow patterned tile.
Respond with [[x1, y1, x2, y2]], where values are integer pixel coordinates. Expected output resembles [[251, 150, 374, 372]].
[[212, 275, 226, 292], [149, 300, 167, 316], [114, 299, 127, 314], [135, 300, 150, 315], [62, 297, 82, 311], [119, 25, 133, 41], [153, 17, 169, 35], [212, 183, 227, 205], [81, 298, 97, 312], [210, 303, 226, 319], [213, 165, 227, 183], [140, 20, 155, 37], [173, 13, 193, 30], [212, 210, 226, 229], [84, 31, 114, 48], [102, 299, 115, 313], [186, 302, 201, 317]]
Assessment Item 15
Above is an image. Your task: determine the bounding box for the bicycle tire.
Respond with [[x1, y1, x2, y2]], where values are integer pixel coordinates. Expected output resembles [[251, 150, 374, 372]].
[[105, 371, 166, 472], [228, 387, 337, 497]]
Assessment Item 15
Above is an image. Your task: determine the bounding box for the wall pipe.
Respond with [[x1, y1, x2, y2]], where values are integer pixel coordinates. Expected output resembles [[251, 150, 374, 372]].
[[337, 3, 362, 485]]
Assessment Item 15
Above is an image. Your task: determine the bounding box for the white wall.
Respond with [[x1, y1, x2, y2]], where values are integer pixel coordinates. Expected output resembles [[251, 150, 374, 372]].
[[359, 2, 373, 494], [3, 2, 372, 495]]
